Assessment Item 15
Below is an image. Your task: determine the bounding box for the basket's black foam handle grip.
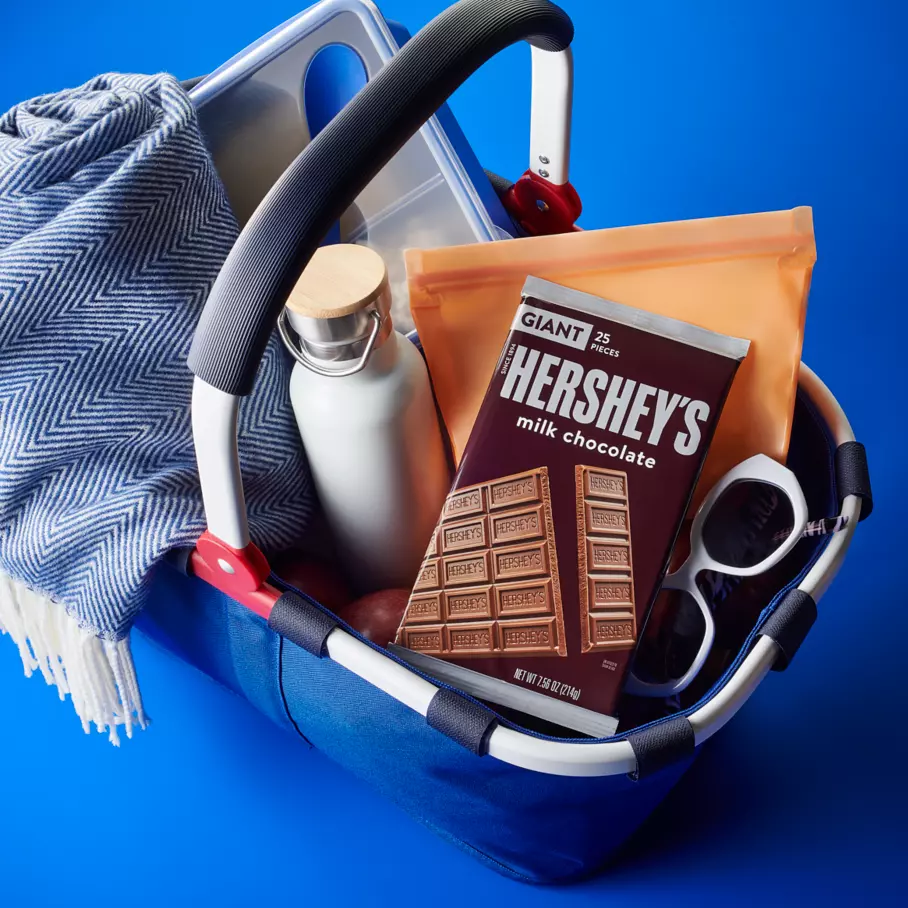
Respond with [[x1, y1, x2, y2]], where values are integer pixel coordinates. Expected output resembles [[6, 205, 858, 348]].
[[188, 0, 573, 395]]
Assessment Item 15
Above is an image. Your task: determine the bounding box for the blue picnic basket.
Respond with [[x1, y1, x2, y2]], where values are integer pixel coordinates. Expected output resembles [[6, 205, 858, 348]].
[[139, 0, 872, 884]]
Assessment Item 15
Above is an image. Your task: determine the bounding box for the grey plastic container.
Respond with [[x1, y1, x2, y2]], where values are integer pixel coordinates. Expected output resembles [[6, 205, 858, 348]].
[[192, 0, 514, 328]]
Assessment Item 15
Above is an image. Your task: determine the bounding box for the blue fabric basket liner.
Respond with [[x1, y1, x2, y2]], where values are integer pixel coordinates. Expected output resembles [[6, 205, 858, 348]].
[[137, 388, 837, 883]]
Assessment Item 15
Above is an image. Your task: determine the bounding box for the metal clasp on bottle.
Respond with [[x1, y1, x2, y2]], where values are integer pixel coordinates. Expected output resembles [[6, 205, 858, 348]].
[[278, 308, 384, 378]]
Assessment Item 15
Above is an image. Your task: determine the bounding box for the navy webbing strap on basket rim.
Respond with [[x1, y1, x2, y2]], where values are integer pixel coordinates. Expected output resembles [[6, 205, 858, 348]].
[[626, 716, 696, 781], [757, 588, 817, 672], [835, 441, 872, 520], [269, 592, 338, 658], [427, 688, 498, 755]]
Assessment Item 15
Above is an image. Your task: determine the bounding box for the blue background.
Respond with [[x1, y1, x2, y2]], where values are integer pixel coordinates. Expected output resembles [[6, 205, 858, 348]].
[[0, 0, 905, 903]]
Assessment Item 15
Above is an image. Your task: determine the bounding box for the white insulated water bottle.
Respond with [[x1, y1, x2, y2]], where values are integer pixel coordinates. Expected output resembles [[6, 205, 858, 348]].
[[280, 244, 450, 594]]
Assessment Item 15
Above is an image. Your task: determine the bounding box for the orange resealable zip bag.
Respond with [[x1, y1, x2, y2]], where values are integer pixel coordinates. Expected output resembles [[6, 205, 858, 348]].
[[407, 208, 816, 504]]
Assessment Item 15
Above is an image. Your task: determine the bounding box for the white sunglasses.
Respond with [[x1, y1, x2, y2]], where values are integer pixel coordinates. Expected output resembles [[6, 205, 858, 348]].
[[625, 454, 809, 699]]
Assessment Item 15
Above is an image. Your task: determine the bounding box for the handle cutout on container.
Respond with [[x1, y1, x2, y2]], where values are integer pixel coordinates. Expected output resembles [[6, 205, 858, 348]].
[[303, 43, 369, 137]]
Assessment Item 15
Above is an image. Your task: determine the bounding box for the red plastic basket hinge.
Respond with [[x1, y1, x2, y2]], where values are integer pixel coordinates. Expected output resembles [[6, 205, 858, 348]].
[[502, 170, 582, 236], [190, 530, 280, 619]]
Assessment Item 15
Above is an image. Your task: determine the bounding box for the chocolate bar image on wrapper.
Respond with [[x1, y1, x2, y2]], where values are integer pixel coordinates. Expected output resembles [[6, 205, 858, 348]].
[[576, 465, 637, 653], [394, 276, 749, 734], [396, 468, 567, 659]]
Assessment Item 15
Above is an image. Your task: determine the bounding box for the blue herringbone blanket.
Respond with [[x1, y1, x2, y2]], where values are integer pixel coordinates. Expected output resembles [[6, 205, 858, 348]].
[[0, 75, 312, 656]]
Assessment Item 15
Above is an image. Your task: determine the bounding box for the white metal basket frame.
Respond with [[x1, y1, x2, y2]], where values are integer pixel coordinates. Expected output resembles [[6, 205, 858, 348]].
[[193, 362, 858, 777]]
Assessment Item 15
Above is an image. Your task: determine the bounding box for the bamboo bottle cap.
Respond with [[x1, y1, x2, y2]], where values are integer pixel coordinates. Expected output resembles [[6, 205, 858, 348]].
[[286, 244, 389, 319]]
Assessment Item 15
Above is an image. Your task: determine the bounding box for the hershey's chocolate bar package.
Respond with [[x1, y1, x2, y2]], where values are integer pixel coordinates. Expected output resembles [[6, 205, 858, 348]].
[[392, 277, 749, 732]]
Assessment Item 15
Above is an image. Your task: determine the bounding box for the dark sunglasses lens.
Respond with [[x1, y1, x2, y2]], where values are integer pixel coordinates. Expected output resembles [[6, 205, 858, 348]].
[[635, 588, 704, 684], [702, 480, 795, 569]]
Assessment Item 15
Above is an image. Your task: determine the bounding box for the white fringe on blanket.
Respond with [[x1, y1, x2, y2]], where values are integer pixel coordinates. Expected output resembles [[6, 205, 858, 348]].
[[0, 571, 146, 745]]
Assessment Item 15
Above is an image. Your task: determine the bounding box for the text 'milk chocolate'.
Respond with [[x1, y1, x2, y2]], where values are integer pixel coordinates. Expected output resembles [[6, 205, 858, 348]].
[[395, 277, 749, 725]]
